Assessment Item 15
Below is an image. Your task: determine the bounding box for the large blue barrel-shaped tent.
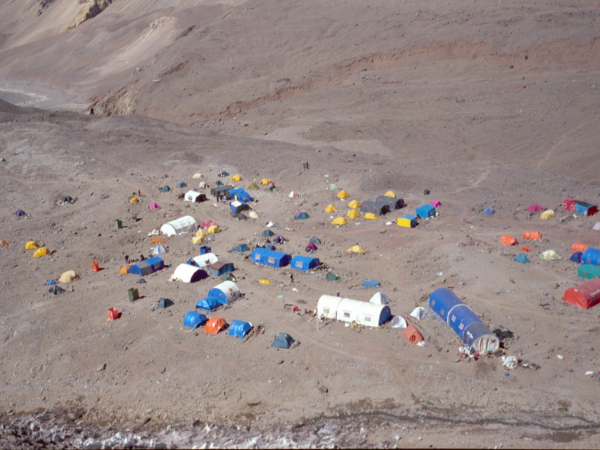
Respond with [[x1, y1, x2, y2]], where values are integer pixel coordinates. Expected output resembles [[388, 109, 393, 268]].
[[429, 288, 499, 353], [582, 248, 600, 266]]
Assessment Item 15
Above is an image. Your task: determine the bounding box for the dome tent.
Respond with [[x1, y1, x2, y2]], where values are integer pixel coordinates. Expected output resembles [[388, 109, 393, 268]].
[[183, 311, 207, 329], [348, 200, 361, 209], [337, 190, 349, 199], [152, 244, 167, 255], [229, 321, 253, 338], [33, 247, 49, 258], [347, 209, 360, 219], [248, 183, 259, 190], [25, 241, 39, 250], [294, 212, 310, 220], [384, 191, 396, 198], [331, 217, 348, 225], [483, 207, 494, 215], [325, 204, 337, 213], [58, 270, 79, 283], [160, 216, 197, 237], [176, 181, 187, 188], [347, 245, 365, 253]]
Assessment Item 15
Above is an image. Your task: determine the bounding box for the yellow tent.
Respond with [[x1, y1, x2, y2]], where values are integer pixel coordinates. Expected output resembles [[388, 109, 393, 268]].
[[325, 204, 337, 213], [196, 229, 208, 238], [259, 279, 271, 285], [331, 217, 348, 226], [208, 225, 220, 234], [364, 213, 378, 220], [397, 216, 416, 228], [347, 209, 360, 219], [33, 247, 49, 258], [384, 191, 396, 198], [120, 264, 133, 275], [260, 179, 271, 185], [540, 210, 555, 220], [231, 174, 242, 181], [347, 245, 365, 253], [348, 200, 361, 209], [540, 250, 561, 260], [191, 236, 204, 244], [58, 270, 79, 283], [25, 241, 39, 250], [130, 197, 139, 203], [337, 190, 349, 199], [249, 211, 259, 219], [192, 173, 202, 179]]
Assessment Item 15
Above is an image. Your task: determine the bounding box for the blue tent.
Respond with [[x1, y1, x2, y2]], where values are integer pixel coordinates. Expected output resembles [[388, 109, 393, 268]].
[[429, 288, 499, 352], [362, 279, 379, 287], [262, 230, 275, 237], [208, 262, 235, 277], [195, 297, 221, 312], [15, 210, 26, 217], [161, 185, 170, 192], [570, 252, 583, 264], [228, 321, 253, 338], [251, 248, 291, 267], [236, 244, 250, 253], [416, 204, 436, 219], [271, 333, 295, 349], [483, 207, 494, 215], [183, 311, 207, 329], [230, 202, 250, 213], [514, 253, 531, 264], [176, 181, 187, 188], [199, 246, 211, 254], [46, 280, 56, 285], [290, 255, 320, 271], [582, 248, 600, 266], [129, 257, 164, 276]]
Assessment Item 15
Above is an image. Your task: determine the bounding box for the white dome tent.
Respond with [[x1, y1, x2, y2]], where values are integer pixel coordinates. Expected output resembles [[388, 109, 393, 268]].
[[369, 292, 390, 305], [152, 243, 167, 255], [160, 216, 197, 237]]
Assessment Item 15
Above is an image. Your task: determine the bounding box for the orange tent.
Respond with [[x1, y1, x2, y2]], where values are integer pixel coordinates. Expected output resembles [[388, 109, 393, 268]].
[[151, 237, 166, 244], [520, 246, 531, 253], [523, 231, 542, 241], [404, 324, 424, 344], [572, 242, 589, 253], [119, 263, 133, 275], [500, 235, 518, 246], [204, 318, 227, 335], [0, 240, 8, 247]]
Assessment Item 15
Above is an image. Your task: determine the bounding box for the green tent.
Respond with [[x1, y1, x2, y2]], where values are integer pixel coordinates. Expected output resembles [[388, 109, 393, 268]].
[[248, 183, 259, 190], [161, 185, 170, 192], [294, 212, 310, 220], [236, 244, 250, 252], [220, 272, 236, 281], [326, 272, 340, 281], [215, 180, 223, 186], [329, 184, 337, 190], [578, 264, 600, 279]]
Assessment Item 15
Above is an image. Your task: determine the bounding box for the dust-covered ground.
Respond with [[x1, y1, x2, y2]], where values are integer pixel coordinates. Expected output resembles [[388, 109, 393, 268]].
[[1, 101, 600, 448]]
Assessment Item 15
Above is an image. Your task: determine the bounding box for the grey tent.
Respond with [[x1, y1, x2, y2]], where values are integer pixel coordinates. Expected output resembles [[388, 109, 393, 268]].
[[49, 285, 65, 295], [326, 272, 340, 281], [158, 298, 174, 309], [376, 195, 405, 211], [309, 237, 321, 245], [262, 230, 275, 237], [176, 181, 187, 188], [161, 185, 170, 192], [271, 333, 295, 349], [152, 244, 167, 255], [360, 201, 390, 215]]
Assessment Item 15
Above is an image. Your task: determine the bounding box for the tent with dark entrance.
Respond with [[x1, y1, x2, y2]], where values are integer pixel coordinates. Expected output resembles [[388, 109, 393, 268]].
[[271, 333, 295, 349], [15, 210, 26, 217], [376, 195, 404, 211], [176, 181, 187, 188], [158, 298, 174, 309], [228, 321, 253, 338], [236, 244, 250, 253], [183, 311, 207, 329], [215, 180, 223, 186], [360, 201, 389, 215], [49, 285, 65, 295]]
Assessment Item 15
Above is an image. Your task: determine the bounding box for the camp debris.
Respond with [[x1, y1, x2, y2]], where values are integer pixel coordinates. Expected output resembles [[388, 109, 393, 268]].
[[429, 288, 499, 353], [25, 241, 39, 250], [33, 247, 49, 258], [483, 207, 494, 215], [262, 229, 275, 237], [500, 235, 518, 246], [184, 311, 208, 329], [328, 184, 337, 190], [540, 250, 561, 261], [130, 197, 139, 203], [325, 204, 337, 213], [229, 320, 253, 338], [593, 222, 600, 231], [331, 217, 348, 226], [337, 190, 349, 199], [58, 270, 79, 283], [208, 225, 220, 234], [540, 210, 555, 220], [347, 245, 365, 253], [271, 333, 296, 349], [348, 200, 361, 209], [514, 253, 531, 264], [236, 244, 250, 252], [161, 185, 170, 192], [249, 211, 259, 219]]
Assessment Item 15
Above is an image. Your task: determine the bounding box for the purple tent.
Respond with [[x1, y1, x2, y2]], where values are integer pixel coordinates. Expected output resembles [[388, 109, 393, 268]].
[[430, 200, 442, 208]]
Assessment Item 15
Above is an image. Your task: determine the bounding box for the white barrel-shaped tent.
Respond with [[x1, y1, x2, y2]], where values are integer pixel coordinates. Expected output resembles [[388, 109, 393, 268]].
[[161, 215, 197, 237], [170, 264, 208, 283], [317, 295, 343, 319], [208, 281, 240, 305], [185, 191, 202, 202], [191, 253, 218, 269]]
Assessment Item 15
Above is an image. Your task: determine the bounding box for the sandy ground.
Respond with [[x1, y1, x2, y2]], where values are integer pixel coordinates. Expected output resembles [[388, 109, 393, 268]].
[[1, 0, 600, 447]]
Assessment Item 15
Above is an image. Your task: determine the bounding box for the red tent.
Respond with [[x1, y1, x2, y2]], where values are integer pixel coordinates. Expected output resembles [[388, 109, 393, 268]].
[[527, 204, 544, 212], [564, 278, 600, 309], [201, 220, 217, 229]]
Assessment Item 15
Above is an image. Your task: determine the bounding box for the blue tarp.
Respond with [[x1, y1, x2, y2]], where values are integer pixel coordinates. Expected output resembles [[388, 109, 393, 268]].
[[362, 279, 379, 287], [195, 297, 221, 312], [129, 257, 164, 276], [582, 248, 600, 266], [515, 253, 531, 264], [228, 320, 253, 338], [416, 204, 436, 219], [429, 288, 498, 352], [483, 207, 494, 215], [183, 311, 207, 329], [46, 280, 56, 285], [290, 255, 320, 271], [570, 252, 583, 264], [251, 248, 291, 267]]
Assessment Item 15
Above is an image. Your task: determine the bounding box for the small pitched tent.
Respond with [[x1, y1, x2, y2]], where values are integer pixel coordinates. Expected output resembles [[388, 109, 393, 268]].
[[397, 214, 417, 228], [15, 210, 27, 217], [208, 225, 220, 234], [370, 292, 390, 305], [161, 186, 170, 192], [130, 257, 165, 276], [251, 248, 291, 267], [215, 180, 223, 186], [161, 216, 197, 236], [262, 229, 275, 237], [184, 191, 206, 202], [199, 181, 207, 189], [328, 184, 337, 190], [564, 278, 600, 309], [291, 255, 320, 271], [260, 179, 271, 185], [347, 245, 365, 253], [337, 190, 349, 199], [248, 183, 259, 190], [176, 181, 187, 188], [0, 240, 8, 247], [58, 271, 79, 283], [191, 236, 205, 244], [152, 244, 167, 255], [514, 253, 531, 264], [199, 245, 211, 253], [384, 191, 395, 198], [430, 200, 442, 208], [593, 222, 600, 231], [149, 202, 160, 210], [204, 318, 227, 334], [33, 247, 49, 258], [483, 207, 494, 215], [305, 243, 318, 252], [231, 174, 242, 181], [271, 333, 295, 349], [348, 200, 361, 209], [193, 173, 202, 179], [309, 237, 321, 245], [416, 204, 436, 219], [540, 210, 555, 219], [325, 204, 337, 213], [183, 311, 207, 329], [326, 272, 341, 281], [331, 217, 348, 226], [236, 244, 250, 252], [229, 321, 252, 338], [540, 250, 561, 261], [220, 171, 230, 177], [570, 252, 583, 264], [249, 211, 259, 219], [201, 220, 217, 229], [171, 264, 208, 283], [527, 204, 544, 212], [294, 212, 310, 220], [158, 298, 174, 309]]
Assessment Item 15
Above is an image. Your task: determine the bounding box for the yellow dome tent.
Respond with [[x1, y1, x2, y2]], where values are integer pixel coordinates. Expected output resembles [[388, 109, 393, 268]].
[[259, 279, 271, 285], [347, 209, 360, 219], [540, 210, 555, 220], [260, 179, 271, 185], [208, 225, 221, 234], [33, 247, 49, 258], [364, 213, 378, 220], [196, 229, 208, 238], [348, 200, 361, 209], [325, 204, 337, 213], [337, 190, 349, 199], [347, 245, 365, 253], [331, 217, 348, 226], [192, 173, 202, 179], [540, 250, 561, 261], [191, 236, 205, 244], [231, 174, 242, 181], [130, 197, 139, 203], [25, 241, 39, 250], [58, 270, 79, 283], [384, 191, 396, 198], [120, 264, 133, 275]]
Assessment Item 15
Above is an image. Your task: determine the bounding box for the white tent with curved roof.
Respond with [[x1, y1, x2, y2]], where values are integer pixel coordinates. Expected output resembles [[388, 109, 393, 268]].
[[191, 253, 218, 269], [160, 215, 197, 237]]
